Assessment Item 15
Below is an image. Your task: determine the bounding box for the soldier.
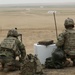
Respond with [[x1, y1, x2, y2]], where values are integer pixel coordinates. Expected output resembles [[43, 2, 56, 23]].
[[0, 29, 26, 72], [56, 18, 75, 66]]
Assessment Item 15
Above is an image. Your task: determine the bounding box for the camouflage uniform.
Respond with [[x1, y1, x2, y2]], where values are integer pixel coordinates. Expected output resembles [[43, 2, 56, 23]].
[[0, 29, 26, 72], [56, 18, 75, 65], [20, 54, 43, 75]]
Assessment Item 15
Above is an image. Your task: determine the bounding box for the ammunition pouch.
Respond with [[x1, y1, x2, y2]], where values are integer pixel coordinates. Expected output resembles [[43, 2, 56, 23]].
[[15, 50, 21, 56], [65, 51, 75, 59], [67, 54, 75, 59]]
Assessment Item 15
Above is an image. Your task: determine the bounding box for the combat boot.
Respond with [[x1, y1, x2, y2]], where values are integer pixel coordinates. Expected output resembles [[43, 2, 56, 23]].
[[3, 68, 9, 72]]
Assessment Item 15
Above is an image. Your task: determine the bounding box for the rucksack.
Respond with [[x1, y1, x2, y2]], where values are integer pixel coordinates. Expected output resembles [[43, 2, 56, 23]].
[[1, 37, 16, 51], [45, 57, 64, 69], [1, 37, 17, 51], [45, 57, 55, 68], [20, 54, 43, 75], [52, 47, 66, 62], [0, 37, 21, 56], [45, 47, 66, 69]]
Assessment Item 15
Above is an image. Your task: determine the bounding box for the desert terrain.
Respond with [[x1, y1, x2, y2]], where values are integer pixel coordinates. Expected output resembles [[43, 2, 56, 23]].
[[0, 7, 75, 53], [0, 7, 75, 75]]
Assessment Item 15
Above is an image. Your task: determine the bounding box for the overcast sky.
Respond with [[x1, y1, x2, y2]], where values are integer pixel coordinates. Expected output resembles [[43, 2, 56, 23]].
[[0, 0, 75, 4]]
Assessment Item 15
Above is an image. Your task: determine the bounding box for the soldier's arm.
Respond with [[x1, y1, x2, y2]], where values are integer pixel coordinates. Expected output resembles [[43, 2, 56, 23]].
[[56, 32, 65, 47], [19, 43, 26, 60], [17, 40, 26, 62]]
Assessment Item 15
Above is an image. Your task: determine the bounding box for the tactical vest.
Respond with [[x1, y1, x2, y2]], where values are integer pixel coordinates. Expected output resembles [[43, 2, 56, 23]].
[[1, 37, 17, 51], [64, 30, 75, 55]]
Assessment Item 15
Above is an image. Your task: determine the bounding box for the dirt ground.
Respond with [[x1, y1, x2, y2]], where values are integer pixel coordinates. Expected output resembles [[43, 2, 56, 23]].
[[0, 7, 75, 75], [1, 67, 75, 75], [44, 67, 75, 75]]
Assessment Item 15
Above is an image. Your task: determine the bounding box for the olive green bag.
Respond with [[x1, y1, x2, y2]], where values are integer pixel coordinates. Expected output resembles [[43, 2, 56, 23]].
[[20, 54, 43, 75]]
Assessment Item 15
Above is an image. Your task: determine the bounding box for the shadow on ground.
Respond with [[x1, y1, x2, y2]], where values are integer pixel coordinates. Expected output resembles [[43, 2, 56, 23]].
[[0, 67, 75, 75]]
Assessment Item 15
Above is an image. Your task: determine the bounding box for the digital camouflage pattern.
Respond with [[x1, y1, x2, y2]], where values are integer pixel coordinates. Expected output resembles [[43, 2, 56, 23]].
[[3, 60, 21, 72], [64, 18, 74, 26], [0, 37, 19, 56], [56, 18, 75, 58], [0, 29, 26, 71], [63, 29, 75, 56], [56, 29, 75, 56], [20, 54, 43, 75], [20, 59, 35, 75], [7, 29, 18, 37]]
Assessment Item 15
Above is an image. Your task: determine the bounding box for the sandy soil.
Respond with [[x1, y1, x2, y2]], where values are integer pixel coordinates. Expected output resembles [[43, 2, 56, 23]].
[[0, 7, 75, 75], [0, 7, 75, 54], [44, 67, 75, 75]]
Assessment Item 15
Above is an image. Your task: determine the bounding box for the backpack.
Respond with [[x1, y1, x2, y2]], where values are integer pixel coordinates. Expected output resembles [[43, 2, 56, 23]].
[[52, 47, 66, 62], [20, 54, 43, 75], [45, 57, 55, 68], [45, 47, 66, 69], [45, 57, 64, 69], [1, 37, 17, 51]]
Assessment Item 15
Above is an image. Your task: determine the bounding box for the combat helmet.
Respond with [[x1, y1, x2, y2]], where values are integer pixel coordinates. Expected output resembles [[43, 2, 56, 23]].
[[7, 29, 18, 37], [64, 18, 74, 29]]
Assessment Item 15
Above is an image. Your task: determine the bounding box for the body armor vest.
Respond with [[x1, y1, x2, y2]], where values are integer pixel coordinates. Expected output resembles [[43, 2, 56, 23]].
[[0, 37, 20, 56], [64, 30, 75, 55], [1, 37, 17, 51]]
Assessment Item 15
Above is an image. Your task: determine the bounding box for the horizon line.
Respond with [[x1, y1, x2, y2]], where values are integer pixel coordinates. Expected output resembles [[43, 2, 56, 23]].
[[0, 2, 75, 5]]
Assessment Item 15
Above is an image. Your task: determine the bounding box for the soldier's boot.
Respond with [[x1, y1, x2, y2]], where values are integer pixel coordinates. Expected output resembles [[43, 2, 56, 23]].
[[3, 64, 17, 72], [3, 61, 20, 72], [4, 66, 17, 72], [3, 68, 9, 72], [64, 58, 73, 67]]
